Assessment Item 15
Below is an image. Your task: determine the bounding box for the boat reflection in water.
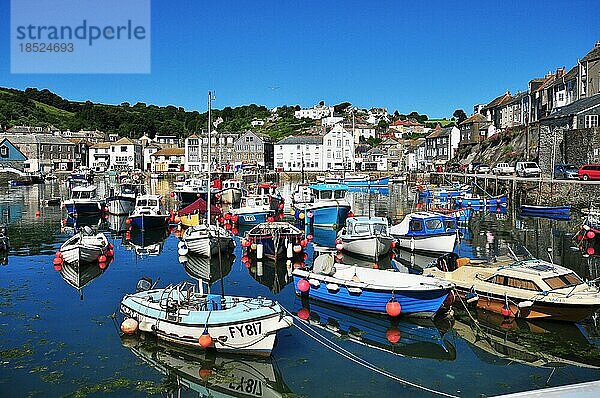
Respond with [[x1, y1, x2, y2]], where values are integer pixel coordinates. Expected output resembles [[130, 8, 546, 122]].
[[55, 259, 110, 300], [106, 214, 130, 236], [123, 227, 169, 257], [294, 298, 456, 361], [246, 257, 293, 294], [453, 309, 600, 369], [393, 248, 440, 272], [309, 226, 338, 249], [121, 334, 291, 398], [63, 214, 105, 230], [179, 251, 235, 284]]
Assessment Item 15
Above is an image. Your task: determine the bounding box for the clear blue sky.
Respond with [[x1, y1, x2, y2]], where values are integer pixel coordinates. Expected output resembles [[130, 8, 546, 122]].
[[1, 0, 598, 117]]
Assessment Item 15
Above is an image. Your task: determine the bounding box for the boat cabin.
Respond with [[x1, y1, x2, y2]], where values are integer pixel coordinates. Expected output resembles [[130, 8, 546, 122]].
[[70, 185, 97, 200], [395, 212, 457, 236], [343, 217, 389, 236], [292, 184, 314, 204], [241, 195, 270, 208], [134, 195, 164, 214], [222, 179, 243, 190], [256, 183, 278, 196], [309, 183, 348, 201]]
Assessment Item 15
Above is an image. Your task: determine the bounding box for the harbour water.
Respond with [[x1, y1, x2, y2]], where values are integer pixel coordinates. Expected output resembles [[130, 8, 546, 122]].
[[1, 181, 600, 397]]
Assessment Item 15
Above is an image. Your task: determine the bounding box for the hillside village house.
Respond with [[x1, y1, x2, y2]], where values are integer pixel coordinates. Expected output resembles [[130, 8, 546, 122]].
[[143, 143, 161, 171], [294, 104, 334, 120], [323, 124, 355, 171], [109, 137, 142, 171], [59, 129, 106, 143], [184, 134, 202, 173], [388, 119, 424, 137], [425, 125, 460, 168], [89, 142, 110, 172], [233, 131, 274, 169], [406, 138, 426, 171], [274, 136, 323, 172], [150, 148, 185, 173], [458, 113, 493, 146], [184, 132, 239, 172], [0, 138, 28, 172], [347, 123, 377, 143], [0, 132, 76, 173]]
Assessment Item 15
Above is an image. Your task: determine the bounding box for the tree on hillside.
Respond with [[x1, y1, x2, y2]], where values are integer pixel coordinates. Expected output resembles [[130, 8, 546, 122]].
[[453, 109, 467, 124], [334, 102, 351, 113]]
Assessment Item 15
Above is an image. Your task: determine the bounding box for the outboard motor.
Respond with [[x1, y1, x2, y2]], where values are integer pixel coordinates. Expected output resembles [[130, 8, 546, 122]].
[[136, 277, 153, 292], [437, 253, 459, 272]]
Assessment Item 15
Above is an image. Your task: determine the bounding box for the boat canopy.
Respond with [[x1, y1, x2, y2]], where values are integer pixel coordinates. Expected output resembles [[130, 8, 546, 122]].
[[392, 212, 457, 236], [178, 198, 221, 217], [241, 195, 270, 208], [70, 185, 97, 199], [309, 183, 348, 200], [345, 217, 389, 235]]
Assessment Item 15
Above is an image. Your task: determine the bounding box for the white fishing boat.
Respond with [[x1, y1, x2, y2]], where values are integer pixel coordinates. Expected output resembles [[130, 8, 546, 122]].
[[120, 281, 294, 356], [62, 185, 103, 216], [228, 194, 273, 226], [105, 182, 144, 215], [59, 226, 109, 263], [182, 224, 235, 257], [338, 217, 395, 258], [218, 178, 244, 205], [128, 194, 169, 230], [389, 212, 458, 254]]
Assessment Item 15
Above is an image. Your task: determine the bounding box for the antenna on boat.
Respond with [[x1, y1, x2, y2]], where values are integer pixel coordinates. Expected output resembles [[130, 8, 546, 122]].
[[547, 247, 555, 269], [506, 245, 518, 261]]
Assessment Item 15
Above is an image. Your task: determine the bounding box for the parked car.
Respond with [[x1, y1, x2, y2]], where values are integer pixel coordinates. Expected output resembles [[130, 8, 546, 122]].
[[492, 162, 515, 175], [515, 161, 541, 178], [474, 164, 490, 174], [578, 164, 600, 181], [554, 164, 579, 179], [446, 163, 461, 172]]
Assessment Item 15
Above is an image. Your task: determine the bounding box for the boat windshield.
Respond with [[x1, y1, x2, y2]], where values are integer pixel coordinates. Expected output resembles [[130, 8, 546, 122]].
[[334, 190, 346, 199], [72, 190, 93, 199], [320, 190, 332, 200], [543, 273, 583, 290], [137, 199, 158, 207], [373, 223, 387, 234], [444, 219, 457, 230], [425, 218, 444, 231]]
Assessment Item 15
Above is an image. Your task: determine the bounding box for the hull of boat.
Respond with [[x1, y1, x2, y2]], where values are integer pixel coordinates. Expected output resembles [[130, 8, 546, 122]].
[[120, 293, 293, 356], [180, 213, 202, 227], [341, 235, 394, 258], [236, 211, 270, 226], [306, 203, 351, 228], [130, 214, 169, 230], [176, 191, 207, 205], [219, 188, 243, 205], [453, 287, 599, 322], [520, 205, 571, 214], [106, 196, 136, 215], [60, 244, 104, 263], [395, 232, 457, 254], [184, 233, 235, 257], [345, 177, 390, 187], [64, 200, 103, 215], [293, 274, 449, 318], [455, 195, 508, 209]]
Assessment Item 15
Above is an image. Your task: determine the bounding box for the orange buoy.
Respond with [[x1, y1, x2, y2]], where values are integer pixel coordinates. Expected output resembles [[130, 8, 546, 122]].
[[297, 308, 310, 320], [53, 257, 63, 266], [98, 262, 108, 270], [297, 279, 310, 293], [121, 318, 139, 335], [98, 254, 107, 263], [386, 299, 401, 317], [199, 331, 213, 348], [198, 366, 213, 380]]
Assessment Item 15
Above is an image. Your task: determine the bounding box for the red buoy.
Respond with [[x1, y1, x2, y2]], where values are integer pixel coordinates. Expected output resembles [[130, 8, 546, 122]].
[[347, 211, 354, 218], [198, 366, 213, 380], [170, 192, 175, 198], [373, 263, 379, 269], [297, 308, 310, 320], [587, 231, 596, 239], [224, 223, 232, 230], [231, 228, 239, 235], [199, 331, 213, 348], [98, 262, 107, 270], [501, 306, 511, 317], [386, 327, 401, 344], [224, 213, 231, 221], [231, 215, 239, 222], [125, 218, 131, 225], [307, 234, 313, 242], [297, 279, 310, 293], [121, 318, 139, 335], [386, 299, 401, 317], [267, 216, 275, 223], [53, 264, 62, 271], [98, 254, 107, 263], [53, 257, 63, 266], [55, 251, 62, 258], [587, 247, 595, 255]]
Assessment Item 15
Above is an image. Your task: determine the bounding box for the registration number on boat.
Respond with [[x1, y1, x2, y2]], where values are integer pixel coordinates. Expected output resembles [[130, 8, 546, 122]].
[[243, 215, 256, 222], [229, 322, 262, 338]]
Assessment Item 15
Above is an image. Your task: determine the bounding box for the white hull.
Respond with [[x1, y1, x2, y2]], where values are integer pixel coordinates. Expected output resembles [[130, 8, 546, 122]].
[[183, 226, 235, 257], [341, 235, 394, 258], [395, 233, 457, 254], [107, 197, 135, 215], [60, 232, 108, 263]]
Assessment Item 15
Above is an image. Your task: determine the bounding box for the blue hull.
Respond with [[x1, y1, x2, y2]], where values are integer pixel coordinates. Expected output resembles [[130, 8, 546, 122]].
[[420, 188, 471, 200], [345, 177, 389, 187], [293, 275, 449, 317], [129, 214, 168, 230], [236, 211, 270, 226], [520, 205, 571, 214], [455, 195, 508, 209], [307, 204, 351, 228], [65, 202, 102, 215]]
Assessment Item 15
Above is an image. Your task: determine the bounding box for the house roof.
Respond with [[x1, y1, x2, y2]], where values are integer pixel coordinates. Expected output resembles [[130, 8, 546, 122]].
[[482, 92, 512, 110], [151, 148, 185, 157], [581, 42, 600, 63], [91, 142, 111, 149], [379, 138, 400, 146], [459, 113, 488, 125], [113, 137, 136, 145], [564, 65, 578, 81], [276, 135, 322, 145], [544, 93, 600, 119], [187, 134, 199, 139], [0, 133, 75, 145], [391, 119, 422, 127]]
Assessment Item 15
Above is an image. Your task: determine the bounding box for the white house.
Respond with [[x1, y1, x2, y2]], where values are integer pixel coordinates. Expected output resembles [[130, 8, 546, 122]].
[[109, 137, 142, 171], [184, 134, 203, 173], [151, 148, 185, 173], [143, 143, 161, 171], [294, 104, 334, 120], [322, 124, 355, 171], [251, 119, 265, 127], [321, 115, 344, 126], [348, 123, 377, 143], [88, 142, 111, 172], [274, 136, 323, 172]]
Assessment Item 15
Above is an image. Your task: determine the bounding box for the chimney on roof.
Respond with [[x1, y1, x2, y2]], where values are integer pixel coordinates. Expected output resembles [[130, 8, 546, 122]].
[[596, 41, 600, 47]]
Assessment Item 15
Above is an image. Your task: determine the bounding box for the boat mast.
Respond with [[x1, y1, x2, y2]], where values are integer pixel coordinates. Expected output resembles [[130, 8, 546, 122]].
[[207, 91, 213, 228]]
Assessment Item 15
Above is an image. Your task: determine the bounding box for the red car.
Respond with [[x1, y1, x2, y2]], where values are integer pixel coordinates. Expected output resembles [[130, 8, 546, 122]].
[[578, 164, 600, 181]]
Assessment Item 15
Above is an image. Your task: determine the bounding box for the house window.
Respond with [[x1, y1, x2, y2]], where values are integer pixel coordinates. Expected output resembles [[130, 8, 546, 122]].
[[0, 146, 7, 158], [121, 146, 127, 152], [585, 115, 599, 128]]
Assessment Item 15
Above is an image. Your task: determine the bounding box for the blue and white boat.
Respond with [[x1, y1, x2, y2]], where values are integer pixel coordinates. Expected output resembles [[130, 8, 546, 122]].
[[120, 280, 293, 356], [246, 222, 303, 258], [454, 194, 508, 210], [338, 217, 395, 259], [317, 174, 390, 187], [294, 299, 457, 360], [418, 184, 471, 202], [62, 185, 103, 216], [229, 195, 273, 226], [105, 182, 144, 215], [128, 194, 169, 230], [300, 183, 351, 228], [389, 212, 458, 254], [292, 255, 453, 318]]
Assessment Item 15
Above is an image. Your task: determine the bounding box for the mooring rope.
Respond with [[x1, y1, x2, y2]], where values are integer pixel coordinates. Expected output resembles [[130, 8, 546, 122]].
[[285, 307, 459, 398]]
